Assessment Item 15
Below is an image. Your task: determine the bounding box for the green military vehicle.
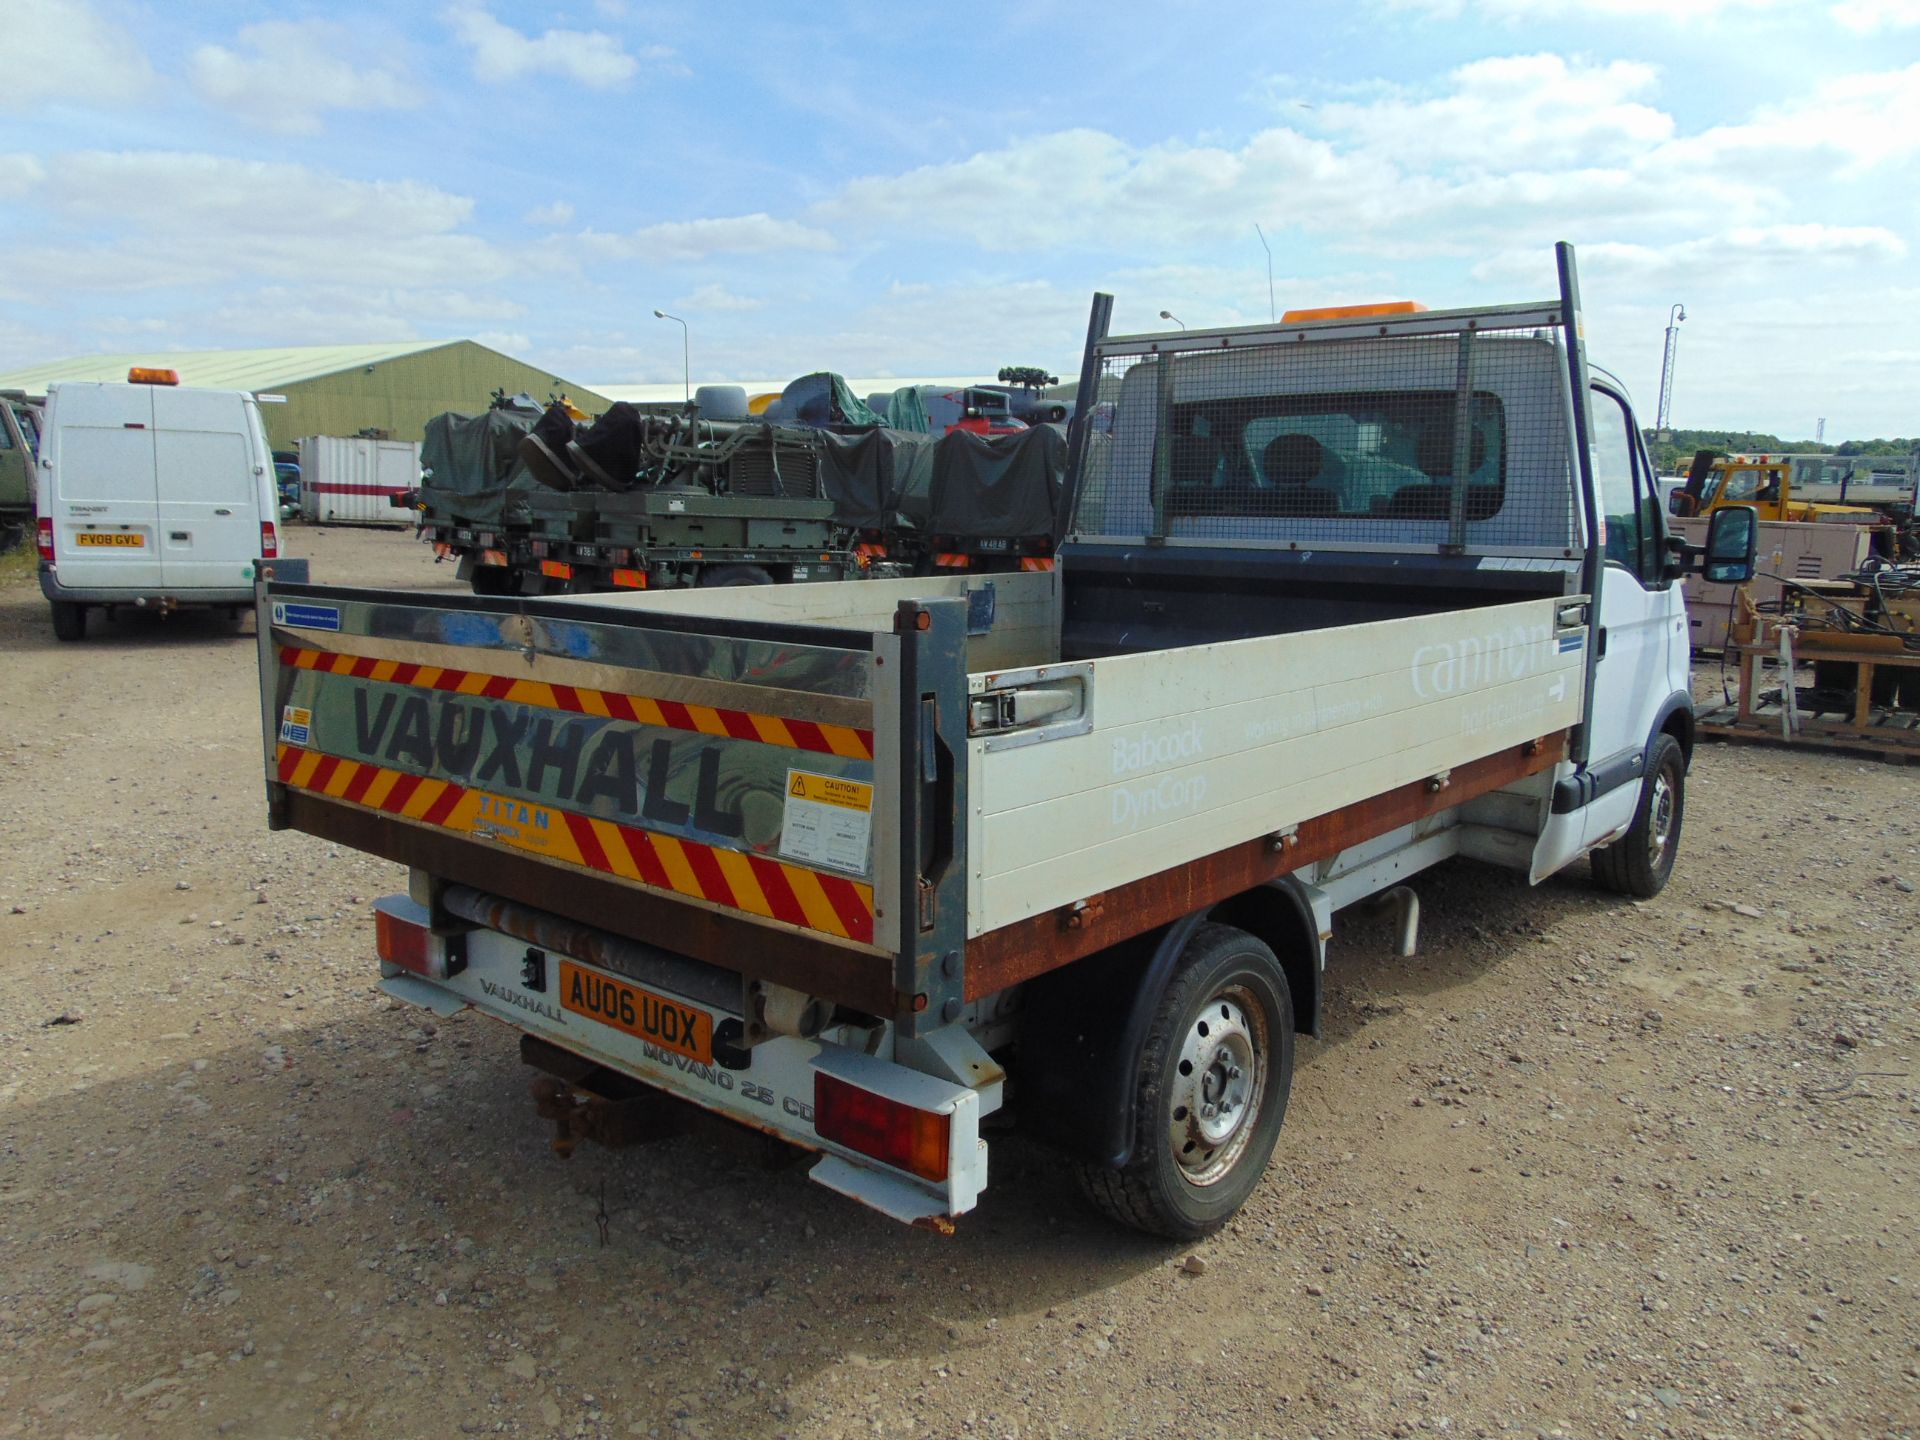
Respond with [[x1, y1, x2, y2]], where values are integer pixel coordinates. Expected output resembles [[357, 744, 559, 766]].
[[418, 399, 858, 595], [1, 390, 43, 552]]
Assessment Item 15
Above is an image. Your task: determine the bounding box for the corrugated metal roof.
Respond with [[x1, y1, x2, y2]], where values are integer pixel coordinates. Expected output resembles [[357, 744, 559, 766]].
[[0, 340, 464, 394]]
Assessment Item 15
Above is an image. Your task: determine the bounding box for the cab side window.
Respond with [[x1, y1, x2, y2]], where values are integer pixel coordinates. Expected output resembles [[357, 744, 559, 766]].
[[1590, 389, 1655, 584]]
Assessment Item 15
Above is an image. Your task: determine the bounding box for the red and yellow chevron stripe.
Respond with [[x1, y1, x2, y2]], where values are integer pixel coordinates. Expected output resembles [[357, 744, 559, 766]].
[[280, 646, 872, 760], [274, 743, 875, 945]]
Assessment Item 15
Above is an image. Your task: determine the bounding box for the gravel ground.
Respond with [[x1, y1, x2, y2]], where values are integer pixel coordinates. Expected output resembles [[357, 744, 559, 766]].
[[1, 525, 1916, 1440]]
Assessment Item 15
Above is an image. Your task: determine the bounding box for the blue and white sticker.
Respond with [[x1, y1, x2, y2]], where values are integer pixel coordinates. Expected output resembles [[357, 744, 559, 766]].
[[272, 600, 341, 632], [278, 706, 312, 746], [1557, 633, 1585, 653]]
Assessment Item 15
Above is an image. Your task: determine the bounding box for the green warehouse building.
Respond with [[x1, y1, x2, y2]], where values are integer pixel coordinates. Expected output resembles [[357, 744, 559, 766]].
[[0, 340, 611, 451]]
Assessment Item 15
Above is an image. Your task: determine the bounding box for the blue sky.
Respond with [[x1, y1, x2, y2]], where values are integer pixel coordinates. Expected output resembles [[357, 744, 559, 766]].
[[4, 0, 1917, 438]]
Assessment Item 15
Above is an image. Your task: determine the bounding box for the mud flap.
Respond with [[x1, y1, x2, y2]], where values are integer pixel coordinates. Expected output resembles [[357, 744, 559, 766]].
[[809, 1155, 957, 1228], [378, 973, 471, 1018]]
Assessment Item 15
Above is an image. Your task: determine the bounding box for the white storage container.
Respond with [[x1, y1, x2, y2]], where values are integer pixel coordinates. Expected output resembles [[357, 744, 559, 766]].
[[297, 436, 421, 526]]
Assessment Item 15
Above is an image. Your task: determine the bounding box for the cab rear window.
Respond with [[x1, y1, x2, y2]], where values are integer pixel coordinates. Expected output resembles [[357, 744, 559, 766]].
[[1160, 389, 1507, 522]]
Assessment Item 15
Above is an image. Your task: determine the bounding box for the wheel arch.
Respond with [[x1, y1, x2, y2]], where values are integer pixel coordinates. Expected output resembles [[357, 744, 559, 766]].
[[1013, 877, 1323, 1170], [1653, 690, 1695, 765]]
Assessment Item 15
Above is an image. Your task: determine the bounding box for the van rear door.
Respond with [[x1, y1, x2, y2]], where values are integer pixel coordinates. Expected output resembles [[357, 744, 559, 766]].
[[152, 387, 262, 591], [49, 382, 163, 589]]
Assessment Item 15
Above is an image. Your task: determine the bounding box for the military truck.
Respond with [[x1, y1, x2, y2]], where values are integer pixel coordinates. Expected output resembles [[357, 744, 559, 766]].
[[1, 390, 42, 551]]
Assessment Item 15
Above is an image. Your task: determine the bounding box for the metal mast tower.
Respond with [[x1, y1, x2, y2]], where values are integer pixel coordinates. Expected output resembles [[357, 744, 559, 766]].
[[1655, 303, 1686, 433]]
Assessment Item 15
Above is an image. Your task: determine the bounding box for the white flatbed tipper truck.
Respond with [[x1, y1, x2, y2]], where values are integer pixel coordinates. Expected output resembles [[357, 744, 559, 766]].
[[255, 245, 1758, 1237]]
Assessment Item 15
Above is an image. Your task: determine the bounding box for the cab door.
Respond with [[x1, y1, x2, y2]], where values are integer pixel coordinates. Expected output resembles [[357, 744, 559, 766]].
[[1530, 380, 1680, 880], [1574, 383, 1678, 848], [152, 387, 262, 590]]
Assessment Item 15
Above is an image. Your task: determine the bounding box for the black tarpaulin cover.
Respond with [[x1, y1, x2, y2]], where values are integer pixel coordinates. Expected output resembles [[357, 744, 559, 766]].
[[817, 428, 936, 530], [928, 423, 1066, 539]]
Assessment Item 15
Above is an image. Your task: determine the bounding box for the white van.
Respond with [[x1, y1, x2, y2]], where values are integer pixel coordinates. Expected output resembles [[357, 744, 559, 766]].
[[36, 371, 306, 641]]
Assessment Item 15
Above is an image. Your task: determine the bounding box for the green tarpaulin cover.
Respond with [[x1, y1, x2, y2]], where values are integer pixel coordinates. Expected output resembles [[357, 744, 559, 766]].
[[419, 408, 544, 528]]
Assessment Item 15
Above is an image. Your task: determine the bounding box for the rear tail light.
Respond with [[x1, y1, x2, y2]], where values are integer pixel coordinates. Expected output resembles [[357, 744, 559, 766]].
[[814, 1073, 951, 1181], [36, 517, 54, 563], [260, 521, 279, 558], [374, 897, 466, 981]]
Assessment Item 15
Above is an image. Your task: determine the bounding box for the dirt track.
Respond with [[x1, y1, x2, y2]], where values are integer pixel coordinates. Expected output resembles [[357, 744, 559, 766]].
[[1, 526, 1916, 1440]]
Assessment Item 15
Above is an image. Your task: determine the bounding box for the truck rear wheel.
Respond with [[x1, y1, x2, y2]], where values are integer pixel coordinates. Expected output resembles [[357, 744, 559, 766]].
[[50, 601, 87, 642], [1591, 733, 1684, 899], [1078, 923, 1294, 1239]]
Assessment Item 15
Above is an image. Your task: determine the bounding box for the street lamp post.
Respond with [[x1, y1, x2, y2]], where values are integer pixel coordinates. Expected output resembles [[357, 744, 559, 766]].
[[1655, 302, 1685, 437], [653, 309, 689, 401], [1253, 223, 1275, 322], [1158, 309, 1185, 331]]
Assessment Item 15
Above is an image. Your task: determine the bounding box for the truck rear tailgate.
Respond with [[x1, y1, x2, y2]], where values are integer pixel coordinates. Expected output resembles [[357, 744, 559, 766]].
[[257, 582, 938, 1017]]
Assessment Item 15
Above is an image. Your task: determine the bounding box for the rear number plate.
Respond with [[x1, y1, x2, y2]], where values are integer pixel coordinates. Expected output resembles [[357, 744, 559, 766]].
[[558, 961, 712, 1063], [75, 532, 144, 548]]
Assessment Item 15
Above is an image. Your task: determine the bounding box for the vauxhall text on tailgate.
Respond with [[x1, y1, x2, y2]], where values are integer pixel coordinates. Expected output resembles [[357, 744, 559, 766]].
[[258, 243, 1755, 1237]]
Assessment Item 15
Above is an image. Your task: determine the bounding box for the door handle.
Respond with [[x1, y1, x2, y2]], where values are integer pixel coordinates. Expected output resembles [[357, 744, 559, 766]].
[[214, 507, 233, 516]]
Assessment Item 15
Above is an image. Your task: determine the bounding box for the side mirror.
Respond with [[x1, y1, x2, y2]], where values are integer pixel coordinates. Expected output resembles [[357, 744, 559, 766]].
[[1701, 504, 1758, 584]]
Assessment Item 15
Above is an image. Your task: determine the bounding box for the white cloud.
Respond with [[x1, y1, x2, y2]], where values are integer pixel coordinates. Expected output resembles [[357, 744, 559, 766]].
[[675, 284, 766, 313], [524, 200, 576, 227], [1312, 55, 1672, 169], [815, 55, 1920, 263], [1660, 63, 1920, 173], [1832, 0, 1920, 28], [189, 21, 417, 136], [580, 214, 838, 263], [2, 0, 153, 112], [4, 151, 511, 295], [443, 5, 642, 89], [198, 286, 524, 346], [1385, 0, 1793, 15], [0, 154, 46, 201]]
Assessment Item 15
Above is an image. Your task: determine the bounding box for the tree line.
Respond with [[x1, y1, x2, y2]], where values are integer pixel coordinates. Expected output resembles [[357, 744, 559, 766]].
[[1643, 429, 1918, 474]]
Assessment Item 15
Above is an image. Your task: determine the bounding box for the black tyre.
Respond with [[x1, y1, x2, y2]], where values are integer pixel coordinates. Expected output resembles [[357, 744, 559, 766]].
[[1591, 733, 1684, 899], [50, 601, 87, 642], [698, 564, 775, 588], [1078, 923, 1295, 1239], [469, 565, 516, 596]]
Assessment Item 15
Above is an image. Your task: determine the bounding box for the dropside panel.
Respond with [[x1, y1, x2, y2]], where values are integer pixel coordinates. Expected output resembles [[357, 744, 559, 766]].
[[970, 596, 1587, 934]]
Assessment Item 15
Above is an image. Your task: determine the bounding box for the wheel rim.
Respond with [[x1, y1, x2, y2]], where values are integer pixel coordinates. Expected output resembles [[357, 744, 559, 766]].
[[1166, 984, 1268, 1187], [1647, 767, 1676, 868]]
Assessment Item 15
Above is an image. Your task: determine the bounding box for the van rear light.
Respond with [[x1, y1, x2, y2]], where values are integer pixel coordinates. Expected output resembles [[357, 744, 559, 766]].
[[37, 517, 55, 563], [814, 1073, 951, 1182], [260, 521, 279, 558], [373, 897, 465, 981]]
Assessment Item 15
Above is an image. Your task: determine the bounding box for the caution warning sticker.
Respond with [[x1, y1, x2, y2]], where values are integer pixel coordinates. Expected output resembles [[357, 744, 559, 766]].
[[779, 769, 874, 876], [278, 706, 313, 747]]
